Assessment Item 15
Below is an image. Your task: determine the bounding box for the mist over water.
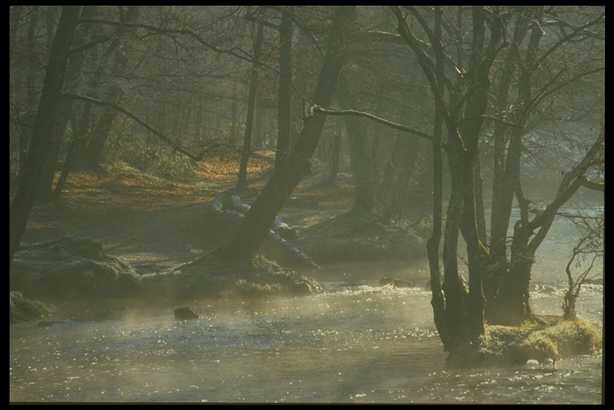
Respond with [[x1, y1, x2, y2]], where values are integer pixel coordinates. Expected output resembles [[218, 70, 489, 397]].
[[10, 207, 603, 403], [10, 280, 602, 403]]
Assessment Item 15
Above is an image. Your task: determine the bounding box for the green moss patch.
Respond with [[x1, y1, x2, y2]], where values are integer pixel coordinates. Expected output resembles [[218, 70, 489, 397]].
[[448, 318, 602, 368]]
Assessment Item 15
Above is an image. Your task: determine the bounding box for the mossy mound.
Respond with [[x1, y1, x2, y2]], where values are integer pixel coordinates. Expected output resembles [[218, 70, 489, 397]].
[[10, 291, 53, 324], [510, 320, 602, 363], [139, 253, 323, 302], [447, 318, 602, 368], [12, 236, 321, 318], [12, 236, 142, 300]]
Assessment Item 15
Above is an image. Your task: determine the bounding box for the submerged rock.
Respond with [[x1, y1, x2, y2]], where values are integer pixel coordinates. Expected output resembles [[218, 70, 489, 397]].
[[37, 320, 62, 328], [174, 307, 199, 320], [524, 359, 540, 369]]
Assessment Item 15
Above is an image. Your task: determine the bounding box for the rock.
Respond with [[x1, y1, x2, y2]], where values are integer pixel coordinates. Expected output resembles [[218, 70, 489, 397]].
[[532, 283, 557, 294], [174, 307, 199, 320], [380, 277, 415, 288], [37, 320, 61, 328], [276, 223, 298, 241]]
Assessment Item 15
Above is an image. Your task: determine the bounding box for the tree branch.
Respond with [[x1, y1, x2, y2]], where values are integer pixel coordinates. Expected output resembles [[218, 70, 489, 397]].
[[67, 35, 113, 55], [77, 18, 276, 72], [534, 11, 604, 68], [62, 93, 219, 161]]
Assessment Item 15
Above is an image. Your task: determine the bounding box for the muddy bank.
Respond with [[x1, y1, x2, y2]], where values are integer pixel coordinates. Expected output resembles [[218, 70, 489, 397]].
[[10, 236, 322, 322], [123, 199, 318, 271], [289, 211, 426, 264]]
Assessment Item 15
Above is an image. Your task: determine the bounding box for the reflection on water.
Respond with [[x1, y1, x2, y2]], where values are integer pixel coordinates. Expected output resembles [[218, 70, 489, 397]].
[[10, 283, 602, 403]]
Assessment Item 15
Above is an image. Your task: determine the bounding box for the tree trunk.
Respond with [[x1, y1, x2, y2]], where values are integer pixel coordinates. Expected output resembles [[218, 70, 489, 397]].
[[491, 220, 533, 325], [35, 6, 99, 199], [426, 77, 449, 349], [217, 6, 357, 262], [488, 12, 530, 274], [55, 101, 92, 198], [76, 6, 140, 170], [379, 102, 422, 220], [326, 130, 342, 184], [10, 6, 82, 271], [20, 7, 40, 175], [338, 78, 376, 216], [9, 7, 24, 176], [486, 8, 545, 322], [442, 145, 470, 348], [231, 82, 239, 145], [275, 11, 293, 170], [237, 22, 264, 191]]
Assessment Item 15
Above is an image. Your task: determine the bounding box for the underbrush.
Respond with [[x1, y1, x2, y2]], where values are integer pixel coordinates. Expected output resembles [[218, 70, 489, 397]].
[[106, 134, 198, 181]]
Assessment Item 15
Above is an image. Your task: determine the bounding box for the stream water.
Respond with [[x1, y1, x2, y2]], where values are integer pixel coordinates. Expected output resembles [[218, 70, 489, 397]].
[[10, 208, 603, 403], [10, 283, 602, 404]]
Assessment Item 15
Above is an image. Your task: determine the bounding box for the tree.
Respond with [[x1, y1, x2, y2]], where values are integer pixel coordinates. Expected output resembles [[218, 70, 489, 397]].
[[34, 6, 98, 201], [561, 207, 603, 320], [10, 6, 82, 270], [74, 6, 141, 170], [237, 21, 264, 192], [274, 9, 293, 170], [217, 6, 358, 262], [391, 5, 506, 347]]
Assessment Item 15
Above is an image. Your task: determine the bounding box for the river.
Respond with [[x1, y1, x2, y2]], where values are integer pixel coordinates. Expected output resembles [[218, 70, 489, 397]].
[[10, 208, 603, 403], [10, 282, 602, 403]]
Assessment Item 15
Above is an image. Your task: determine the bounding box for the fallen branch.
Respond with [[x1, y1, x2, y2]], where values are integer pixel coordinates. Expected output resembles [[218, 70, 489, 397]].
[[311, 105, 444, 149], [580, 178, 604, 192]]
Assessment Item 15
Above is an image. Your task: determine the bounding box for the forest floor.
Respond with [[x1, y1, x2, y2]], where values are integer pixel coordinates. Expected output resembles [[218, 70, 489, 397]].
[[17, 149, 422, 284]]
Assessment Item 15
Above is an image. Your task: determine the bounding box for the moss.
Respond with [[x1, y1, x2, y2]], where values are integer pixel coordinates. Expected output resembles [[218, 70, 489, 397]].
[[448, 318, 602, 368], [534, 320, 602, 356]]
